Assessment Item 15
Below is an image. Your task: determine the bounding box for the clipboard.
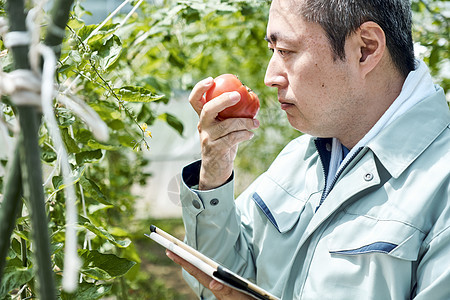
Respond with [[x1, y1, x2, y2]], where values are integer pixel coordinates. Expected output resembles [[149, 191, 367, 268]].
[[145, 225, 280, 300]]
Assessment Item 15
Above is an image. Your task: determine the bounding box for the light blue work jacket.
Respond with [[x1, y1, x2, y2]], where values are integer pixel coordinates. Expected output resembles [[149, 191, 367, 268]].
[[179, 87, 450, 299]]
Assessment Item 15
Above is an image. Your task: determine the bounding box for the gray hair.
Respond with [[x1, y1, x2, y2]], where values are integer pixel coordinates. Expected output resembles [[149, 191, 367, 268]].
[[301, 0, 415, 77]]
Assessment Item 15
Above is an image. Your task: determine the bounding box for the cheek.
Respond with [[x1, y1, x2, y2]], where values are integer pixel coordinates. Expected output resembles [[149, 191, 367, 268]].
[[292, 62, 331, 101]]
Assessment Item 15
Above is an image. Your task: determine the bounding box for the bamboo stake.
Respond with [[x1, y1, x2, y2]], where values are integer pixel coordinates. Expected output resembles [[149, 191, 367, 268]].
[[2, 0, 72, 297], [6, 0, 56, 296], [43, 0, 75, 58], [0, 0, 74, 288]]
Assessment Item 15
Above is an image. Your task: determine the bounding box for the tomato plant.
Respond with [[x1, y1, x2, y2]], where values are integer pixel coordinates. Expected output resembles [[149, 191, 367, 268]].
[[204, 74, 260, 119]]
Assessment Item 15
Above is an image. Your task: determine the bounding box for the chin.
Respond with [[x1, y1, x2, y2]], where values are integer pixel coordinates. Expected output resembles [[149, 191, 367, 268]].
[[287, 117, 310, 134]]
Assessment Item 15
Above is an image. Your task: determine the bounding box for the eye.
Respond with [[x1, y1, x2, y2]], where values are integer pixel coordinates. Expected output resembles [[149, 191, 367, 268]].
[[268, 47, 274, 53], [277, 49, 289, 56]]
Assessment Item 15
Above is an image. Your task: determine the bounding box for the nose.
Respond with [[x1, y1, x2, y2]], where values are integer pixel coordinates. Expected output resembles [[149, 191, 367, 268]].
[[264, 55, 286, 88]]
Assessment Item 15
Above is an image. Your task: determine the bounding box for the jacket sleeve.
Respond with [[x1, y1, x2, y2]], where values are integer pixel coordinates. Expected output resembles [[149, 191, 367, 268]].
[[179, 160, 258, 299]]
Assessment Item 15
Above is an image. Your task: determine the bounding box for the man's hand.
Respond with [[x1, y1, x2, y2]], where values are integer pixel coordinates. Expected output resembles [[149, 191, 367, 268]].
[[166, 250, 253, 300], [189, 77, 260, 190]]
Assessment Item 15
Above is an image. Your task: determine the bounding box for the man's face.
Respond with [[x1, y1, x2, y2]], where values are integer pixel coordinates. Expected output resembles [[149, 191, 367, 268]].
[[264, 0, 361, 139]]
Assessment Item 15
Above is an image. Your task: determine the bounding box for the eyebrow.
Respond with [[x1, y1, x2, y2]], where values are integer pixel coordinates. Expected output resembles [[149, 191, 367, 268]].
[[264, 33, 278, 44]]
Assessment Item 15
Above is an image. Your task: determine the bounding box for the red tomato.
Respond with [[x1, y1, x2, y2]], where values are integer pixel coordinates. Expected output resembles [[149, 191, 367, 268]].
[[204, 74, 260, 119]]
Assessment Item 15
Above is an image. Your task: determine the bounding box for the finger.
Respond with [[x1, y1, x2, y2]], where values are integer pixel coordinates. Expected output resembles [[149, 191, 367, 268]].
[[209, 280, 233, 299], [201, 129, 255, 162], [200, 91, 241, 122], [217, 130, 255, 149], [209, 280, 253, 300], [209, 118, 260, 141], [166, 250, 214, 289], [167, 251, 252, 300], [202, 131, 255, 161], [189, 77, 214, 115], [209, 279, 225, 292]]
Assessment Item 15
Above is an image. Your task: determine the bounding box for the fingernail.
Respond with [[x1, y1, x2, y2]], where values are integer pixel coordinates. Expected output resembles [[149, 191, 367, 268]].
[[166, 250, 174, 260], [229, 91, 240, 102], [253, 119, 260, 127], [204, 77, 213, 86]]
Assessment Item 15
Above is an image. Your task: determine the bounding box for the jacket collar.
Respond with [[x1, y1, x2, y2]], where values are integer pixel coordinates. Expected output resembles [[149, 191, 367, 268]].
[[368, 88, 450, 179]]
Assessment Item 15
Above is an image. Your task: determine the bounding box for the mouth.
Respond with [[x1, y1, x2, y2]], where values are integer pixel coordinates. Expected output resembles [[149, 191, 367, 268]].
[[278, 98, 294, 110]]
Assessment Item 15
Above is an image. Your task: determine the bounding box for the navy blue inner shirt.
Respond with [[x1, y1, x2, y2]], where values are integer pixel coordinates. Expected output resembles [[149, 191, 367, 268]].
[[341, 145, 350, 165]]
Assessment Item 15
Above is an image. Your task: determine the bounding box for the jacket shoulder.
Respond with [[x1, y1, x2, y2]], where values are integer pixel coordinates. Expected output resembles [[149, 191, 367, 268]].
[[268, 134, 316, 171]]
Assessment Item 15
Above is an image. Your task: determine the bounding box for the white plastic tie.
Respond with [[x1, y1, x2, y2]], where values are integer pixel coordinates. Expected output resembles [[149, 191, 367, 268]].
[[58, 94, 109, 142], [0, 70, 42, 107], [3, 31, 31, 48], [84, 0, 133, 43], [119, 0, 145, 28], [0, 18, 9, 36], [37, 43, 81, 293]]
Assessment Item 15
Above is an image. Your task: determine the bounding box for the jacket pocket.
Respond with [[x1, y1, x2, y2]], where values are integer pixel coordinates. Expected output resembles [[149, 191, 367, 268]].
[[327, 214, 424, 261], [251, 175, 307, 233]]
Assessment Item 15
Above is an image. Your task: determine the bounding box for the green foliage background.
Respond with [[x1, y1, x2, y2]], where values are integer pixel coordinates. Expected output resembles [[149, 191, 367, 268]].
[[0, 0, 448, 298]]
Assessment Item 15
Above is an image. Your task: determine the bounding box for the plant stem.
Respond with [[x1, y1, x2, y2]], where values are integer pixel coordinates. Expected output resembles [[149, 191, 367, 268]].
[[19, 223, 28, 299], [120, 276, 129, 300], [0, 147, 22, 283]]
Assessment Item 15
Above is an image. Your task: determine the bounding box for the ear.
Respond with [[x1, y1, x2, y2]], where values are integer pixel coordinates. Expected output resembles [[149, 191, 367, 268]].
[[357, 21, 386, 77]]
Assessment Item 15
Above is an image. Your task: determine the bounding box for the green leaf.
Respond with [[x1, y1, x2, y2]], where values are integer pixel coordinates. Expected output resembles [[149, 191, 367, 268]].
[[51, 166, 86, 191], [5, 257, 23, 268], [69, 49, 82, 64], [78, 23, 119, 44], [117, 134, 135, 148], [61, 282, 112, 300], [98, 35, 122, 70], [52, 175, 63, 190], [9, 238, 22, 258], [181, 6, 200, 24], [80, 221, 131, 248], [116, 86, 165, 103], [74, 128, 94, 144], [79, 176, 110, 205], [428, 46, 440, 69], [89, 102, 121, 120], [107, 119, 124, 130], [75, 149, 103, 165], [87, 140, 120, 151], [158, 112, 184, 135], [79, 249, 136, 280], [41, 145, 57, 163], [12, 230, 29, 242], [58, 64, 74, 74], [56, 107, 77, 128], [168, 50, 185, 68], [61, 128, 80, 154], [0, 267, 33, 298]]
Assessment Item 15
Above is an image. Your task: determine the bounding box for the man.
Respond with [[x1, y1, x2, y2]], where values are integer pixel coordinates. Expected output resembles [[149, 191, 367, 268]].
[[167, 0, 450, 299]]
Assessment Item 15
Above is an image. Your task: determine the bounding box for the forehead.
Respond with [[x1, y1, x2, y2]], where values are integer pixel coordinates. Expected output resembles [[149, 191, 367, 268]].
[[269, 0, 304, 21], [266, 0, 313, 43], [270, 0, 302, 13]]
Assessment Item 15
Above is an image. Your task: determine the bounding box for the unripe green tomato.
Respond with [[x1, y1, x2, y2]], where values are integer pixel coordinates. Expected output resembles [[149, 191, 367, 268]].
[[68, 37, 77, 49], [82, 52, 91, 61]]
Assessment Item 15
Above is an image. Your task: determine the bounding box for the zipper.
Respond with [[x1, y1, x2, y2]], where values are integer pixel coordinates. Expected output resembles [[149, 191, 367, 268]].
[[315, 146, 364, 212], [314, 139, 329, 194]]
